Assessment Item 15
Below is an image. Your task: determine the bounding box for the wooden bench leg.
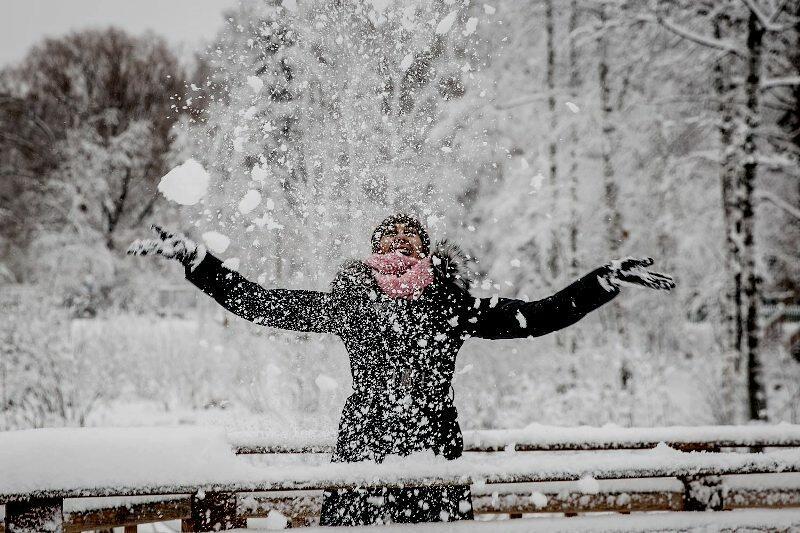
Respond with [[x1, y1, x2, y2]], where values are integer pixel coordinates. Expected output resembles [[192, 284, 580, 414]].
[[681, 475, 724, 511], [124, 526, 138, 533], [182, 491, 245, 531], [5, 498, 64, 533]]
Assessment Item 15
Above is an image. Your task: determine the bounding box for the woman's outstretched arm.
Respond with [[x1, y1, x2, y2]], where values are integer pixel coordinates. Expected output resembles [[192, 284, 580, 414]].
[[467, 258, 674, 340], [127, 225, 338, 335], [186, 251, 337, 334]]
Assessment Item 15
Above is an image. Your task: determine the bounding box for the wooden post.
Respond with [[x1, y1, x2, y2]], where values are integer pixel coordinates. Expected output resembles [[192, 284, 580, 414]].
[[5, 498, 64, 533], [124, 526, 138, 533], [681, 475, 724, 511], [182, 491, 244, 532]]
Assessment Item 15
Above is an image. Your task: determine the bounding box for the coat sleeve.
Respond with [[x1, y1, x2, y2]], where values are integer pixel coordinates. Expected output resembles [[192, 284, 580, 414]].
[[467, 267, 619, 340], [185, 252, 338, 335]]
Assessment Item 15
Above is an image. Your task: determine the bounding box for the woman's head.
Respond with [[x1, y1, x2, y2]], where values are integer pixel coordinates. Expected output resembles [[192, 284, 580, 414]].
[[371, 213, 430, 259]]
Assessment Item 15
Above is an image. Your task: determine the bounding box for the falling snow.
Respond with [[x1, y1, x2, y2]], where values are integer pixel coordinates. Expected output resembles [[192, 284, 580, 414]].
[[202, 231, 231, 254], [435, 11, 459, 35], [156, 159, 210, 206]]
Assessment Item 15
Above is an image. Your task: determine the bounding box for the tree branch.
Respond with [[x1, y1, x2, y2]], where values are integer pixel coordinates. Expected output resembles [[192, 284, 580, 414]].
[[493, 93, 548, 110], [756, 190, 800, 220], [134, 192, 161, 226], [637, 14, 744, 57], [761, 76, 800, 90], [769, 0, 791, 22], [739, 0, 790, 31]]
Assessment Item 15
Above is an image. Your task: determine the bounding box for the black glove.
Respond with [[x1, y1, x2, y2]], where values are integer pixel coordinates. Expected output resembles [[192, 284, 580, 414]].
[[601, 257, 675, 291], [126, 225, 204, 268]]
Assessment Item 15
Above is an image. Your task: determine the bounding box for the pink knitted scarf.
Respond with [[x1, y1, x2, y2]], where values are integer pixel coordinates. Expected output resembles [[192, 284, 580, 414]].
[[364, 252, 434, 300]]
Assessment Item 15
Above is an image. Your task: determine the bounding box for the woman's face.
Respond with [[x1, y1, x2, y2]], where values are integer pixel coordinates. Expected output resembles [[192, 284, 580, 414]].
[[378, 223, 424, 259]]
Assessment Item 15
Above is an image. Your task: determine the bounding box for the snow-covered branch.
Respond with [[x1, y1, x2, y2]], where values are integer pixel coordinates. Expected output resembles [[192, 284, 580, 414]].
[[739, 0, 791, 32], [637, 14, 744, 57], [761, 76, 800, 90], [756, 190, 800, 220], [493, 93, 548, 110]]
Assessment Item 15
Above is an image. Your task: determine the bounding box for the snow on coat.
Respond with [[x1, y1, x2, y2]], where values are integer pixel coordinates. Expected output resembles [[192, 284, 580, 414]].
[[185, 241, 619, 525]]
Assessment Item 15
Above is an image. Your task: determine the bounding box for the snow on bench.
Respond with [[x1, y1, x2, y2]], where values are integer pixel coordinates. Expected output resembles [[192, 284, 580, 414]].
[[4, 425, 800, 531], [241, 508, 800, 532], [230, 423, 800, 454]]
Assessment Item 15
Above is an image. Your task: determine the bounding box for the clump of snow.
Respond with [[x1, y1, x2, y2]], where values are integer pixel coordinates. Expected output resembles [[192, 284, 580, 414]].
[[530, 490, 548, 508], [202, 231, 231, 254], [653, 441, 680, 455], [565, 101, 581, 113], [577, 475, 600, 494], [157, 159, 210, 206], [483, 4, 496, 14], [238, 190, 262, 215], [463, 17, 478, 36], [222, 257, 241, 271], [530, 172, 545, 192], [253, 213, 284, 230], [435, 11, 458, 35], [281, 0, 298, 13], [251, 164, 270, 183], [243, 106, 258, 120], [515, 311, 527, 328], [264, 509, 289, 529], [598, 274, 617, 292], [399, 53, 413, 72], [247, 76, 264, 93], [315, 374, 338, 392]]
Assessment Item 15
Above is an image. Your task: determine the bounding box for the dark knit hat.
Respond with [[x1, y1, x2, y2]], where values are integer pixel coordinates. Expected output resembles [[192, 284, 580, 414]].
[[371, 213, 431, 255]]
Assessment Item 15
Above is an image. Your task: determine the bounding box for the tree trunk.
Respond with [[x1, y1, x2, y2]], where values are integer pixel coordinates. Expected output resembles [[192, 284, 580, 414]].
[[742, 8, 766, 421], [598, 6, 624, 257], [598, 2, 630, 422], [567, 0, 580, 355], [713, 12, 742, 424], [545, 0, 562, 281]]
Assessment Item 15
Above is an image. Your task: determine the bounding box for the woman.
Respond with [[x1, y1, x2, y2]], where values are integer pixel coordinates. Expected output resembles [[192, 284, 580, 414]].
[[128, 213, 674, 525]]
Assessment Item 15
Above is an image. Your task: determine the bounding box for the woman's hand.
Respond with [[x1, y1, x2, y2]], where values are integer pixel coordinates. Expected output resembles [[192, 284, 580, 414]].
[[126, 224, 204, 268], [601, 257, 675, 291]]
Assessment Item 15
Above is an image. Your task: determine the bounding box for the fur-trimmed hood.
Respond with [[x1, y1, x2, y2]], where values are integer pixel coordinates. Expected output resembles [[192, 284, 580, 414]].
[[332, 240, 471, 295]]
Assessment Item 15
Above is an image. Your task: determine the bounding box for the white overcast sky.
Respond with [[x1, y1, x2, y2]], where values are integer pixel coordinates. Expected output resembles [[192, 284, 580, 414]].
[[0, 0, 240, 67]]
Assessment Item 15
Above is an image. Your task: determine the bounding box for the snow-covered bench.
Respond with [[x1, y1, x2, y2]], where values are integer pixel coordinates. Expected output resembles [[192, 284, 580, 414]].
[[3, 426, 800, 532], [231, 423, 800, 454]]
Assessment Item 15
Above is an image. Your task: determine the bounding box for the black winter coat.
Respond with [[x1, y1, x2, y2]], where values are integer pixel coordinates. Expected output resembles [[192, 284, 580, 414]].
[[185, 242, 618, 526]]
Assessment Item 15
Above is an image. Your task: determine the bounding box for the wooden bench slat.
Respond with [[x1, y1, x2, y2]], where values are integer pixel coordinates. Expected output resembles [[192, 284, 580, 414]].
[[6, 482, 800, 532], [63, 497, 189, 532]]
